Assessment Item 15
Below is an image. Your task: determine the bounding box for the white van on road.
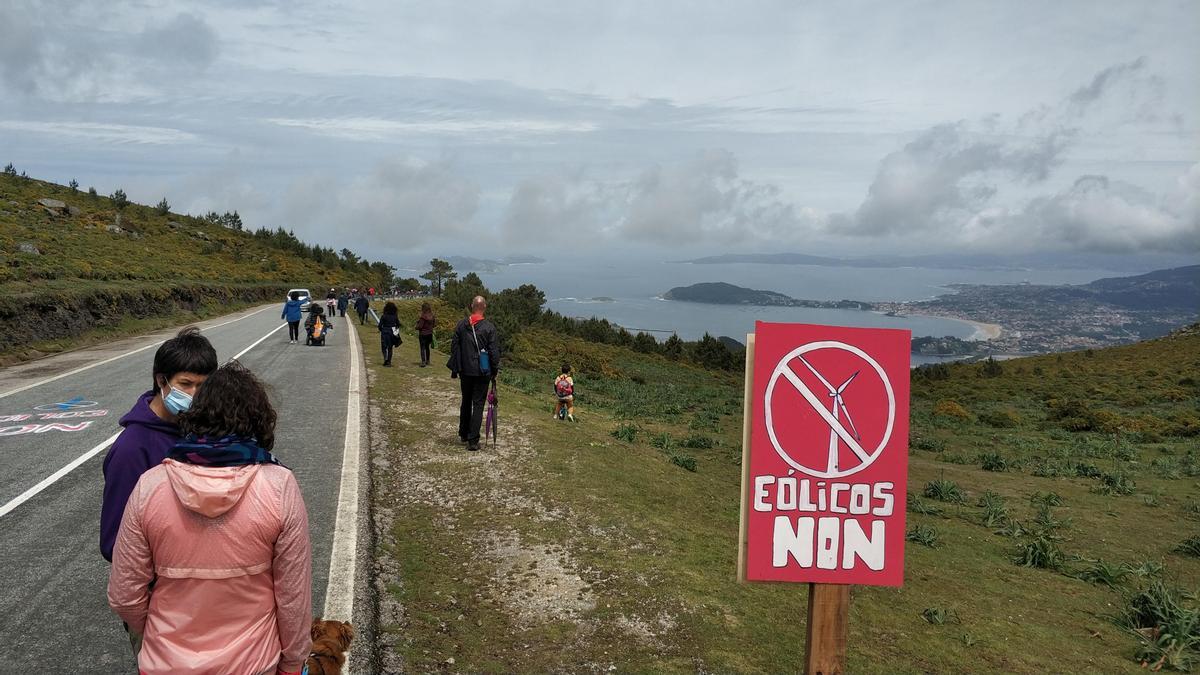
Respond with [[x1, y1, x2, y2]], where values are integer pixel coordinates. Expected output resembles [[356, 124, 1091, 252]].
[[287, 288, 313, 310]]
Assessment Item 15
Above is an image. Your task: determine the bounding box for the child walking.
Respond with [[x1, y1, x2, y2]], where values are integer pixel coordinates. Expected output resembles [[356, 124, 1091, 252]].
[[553, 364, 576, 422]]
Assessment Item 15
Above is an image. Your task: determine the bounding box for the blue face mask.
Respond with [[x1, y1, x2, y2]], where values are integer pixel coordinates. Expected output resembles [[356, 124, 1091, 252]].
[[161, 383, 193, 415]]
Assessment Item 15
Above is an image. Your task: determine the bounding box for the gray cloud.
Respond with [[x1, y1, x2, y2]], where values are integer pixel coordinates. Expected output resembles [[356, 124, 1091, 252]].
[[1069, 56, 1146, 107], [502, 150, 818, 248], [0, 3, 218, 100], [958, 167, 1200, 253], [283, 158, 480, 252], [136, 13, 219, 69], [829, 58, 1197, 253], [846, 123, 1071, 236]]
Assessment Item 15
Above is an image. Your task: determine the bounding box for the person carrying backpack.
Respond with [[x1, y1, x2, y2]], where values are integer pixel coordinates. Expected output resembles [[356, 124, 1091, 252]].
[[447, 296, 500, 452], [553, 364, 576, 422]]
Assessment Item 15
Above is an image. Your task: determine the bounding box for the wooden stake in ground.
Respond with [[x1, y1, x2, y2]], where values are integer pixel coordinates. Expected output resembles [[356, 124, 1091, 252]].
[[804, 583, 850, 675]]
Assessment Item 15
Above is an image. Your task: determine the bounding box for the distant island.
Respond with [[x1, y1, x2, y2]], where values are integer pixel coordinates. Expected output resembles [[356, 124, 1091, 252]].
[[444, 255, 546, 273], [662, 282, 873, 310], [662, 265, 1199, 355]]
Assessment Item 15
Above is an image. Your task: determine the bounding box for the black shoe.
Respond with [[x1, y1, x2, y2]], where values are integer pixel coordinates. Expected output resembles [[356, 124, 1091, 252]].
[[467, 443, 480, 452]]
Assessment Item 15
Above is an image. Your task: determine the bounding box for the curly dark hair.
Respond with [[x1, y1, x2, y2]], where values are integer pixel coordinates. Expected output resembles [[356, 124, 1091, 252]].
[[383, 301, 398, 316], [178, 361, 277, 450]]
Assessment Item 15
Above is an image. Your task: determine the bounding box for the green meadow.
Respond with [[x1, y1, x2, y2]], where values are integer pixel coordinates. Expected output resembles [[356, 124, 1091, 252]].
[[361, 300, 1198, 673]]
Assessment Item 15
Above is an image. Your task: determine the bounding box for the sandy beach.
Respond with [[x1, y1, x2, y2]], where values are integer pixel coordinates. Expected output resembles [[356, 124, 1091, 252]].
[[906, 313, 1002, 341]]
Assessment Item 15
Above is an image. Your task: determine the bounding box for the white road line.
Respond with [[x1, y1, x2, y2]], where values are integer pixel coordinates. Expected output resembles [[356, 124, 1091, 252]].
[[0, 430, 122, 518], [324, 320, 362, 624], [0, 319, 287, 520], [0, 305, 275, 400], [230, 322, 288, 361]]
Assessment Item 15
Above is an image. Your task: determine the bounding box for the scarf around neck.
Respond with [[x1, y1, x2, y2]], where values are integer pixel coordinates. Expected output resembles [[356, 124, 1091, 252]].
[[169, 434, 283, 468], [469, 313, 485, 326]]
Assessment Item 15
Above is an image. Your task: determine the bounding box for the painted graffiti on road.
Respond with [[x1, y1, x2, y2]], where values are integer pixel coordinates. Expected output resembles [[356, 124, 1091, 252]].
[[0, 399, 110, 437], [0, 422, 95, 436]]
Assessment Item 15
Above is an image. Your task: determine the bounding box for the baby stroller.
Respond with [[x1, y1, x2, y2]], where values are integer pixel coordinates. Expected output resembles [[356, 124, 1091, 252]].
[[306, 312, 332, 346]]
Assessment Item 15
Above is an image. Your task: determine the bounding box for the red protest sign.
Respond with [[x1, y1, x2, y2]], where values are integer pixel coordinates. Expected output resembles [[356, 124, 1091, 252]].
[[741, 322, 910, 586]]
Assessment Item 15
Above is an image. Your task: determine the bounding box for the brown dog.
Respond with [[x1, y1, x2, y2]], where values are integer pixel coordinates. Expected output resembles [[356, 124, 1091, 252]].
[[306, 617, 354, 675]]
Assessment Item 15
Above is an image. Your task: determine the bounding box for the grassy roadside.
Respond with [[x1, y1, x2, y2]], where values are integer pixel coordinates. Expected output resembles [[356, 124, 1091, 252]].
[[356, 307, 1199, 673]]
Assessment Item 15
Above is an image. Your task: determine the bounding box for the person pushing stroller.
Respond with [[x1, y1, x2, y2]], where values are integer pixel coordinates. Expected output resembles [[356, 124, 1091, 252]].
[[305, 304, 333, 346]]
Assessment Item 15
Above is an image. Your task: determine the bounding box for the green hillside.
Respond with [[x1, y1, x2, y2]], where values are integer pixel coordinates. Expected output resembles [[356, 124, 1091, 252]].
[[0, 169, 396, 361], [361, 300, 1199, 673]]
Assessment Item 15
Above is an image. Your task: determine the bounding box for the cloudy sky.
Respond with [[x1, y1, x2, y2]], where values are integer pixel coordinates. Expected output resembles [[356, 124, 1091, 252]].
[[2, 0, 1197, 265]]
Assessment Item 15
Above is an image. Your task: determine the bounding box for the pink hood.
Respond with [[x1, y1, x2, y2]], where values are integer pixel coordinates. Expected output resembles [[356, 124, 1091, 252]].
[[164, 460, 261, 518], [108, 460, 312, 675]]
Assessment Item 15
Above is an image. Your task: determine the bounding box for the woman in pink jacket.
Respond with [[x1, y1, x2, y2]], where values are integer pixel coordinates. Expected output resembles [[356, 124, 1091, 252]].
[[108, 361, 312, 675]]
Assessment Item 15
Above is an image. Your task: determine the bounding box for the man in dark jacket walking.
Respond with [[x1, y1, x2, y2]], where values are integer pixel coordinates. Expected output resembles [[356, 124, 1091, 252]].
[[354, 294, 370, 325], [337, 292, 349, 318], [448, 296, 500, 451]]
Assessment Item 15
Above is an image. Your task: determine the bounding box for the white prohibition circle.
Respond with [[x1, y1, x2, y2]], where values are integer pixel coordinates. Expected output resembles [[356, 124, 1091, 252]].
[[764, 340, 895, 479]]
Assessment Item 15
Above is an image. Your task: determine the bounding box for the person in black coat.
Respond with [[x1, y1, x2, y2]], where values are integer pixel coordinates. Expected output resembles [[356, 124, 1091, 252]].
[[377, 302, 401, 366], [354, 294, 370, 324], [337, 292, 349, 317], [447, 296, 500, 452]]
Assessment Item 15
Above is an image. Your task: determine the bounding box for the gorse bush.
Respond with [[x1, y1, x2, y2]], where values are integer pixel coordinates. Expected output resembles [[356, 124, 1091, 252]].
[[932, 399, 971, 421]]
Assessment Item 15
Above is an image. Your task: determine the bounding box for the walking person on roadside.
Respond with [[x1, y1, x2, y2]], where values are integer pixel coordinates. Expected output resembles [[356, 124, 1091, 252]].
[[337, 291, 348, 318], [108, 361, 312, 675], [354, 293, 370, 325], [416, 301, 436, 367], [377, 301, 401, 367], [101, 327, 218, 564], [447, 296, 500, 452], [281, 291, 303, 344]]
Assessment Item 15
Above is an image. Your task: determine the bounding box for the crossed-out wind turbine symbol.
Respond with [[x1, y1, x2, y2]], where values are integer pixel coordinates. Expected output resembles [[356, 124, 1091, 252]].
[[797, 356, 861, 473], [765, 340, 895, 479]]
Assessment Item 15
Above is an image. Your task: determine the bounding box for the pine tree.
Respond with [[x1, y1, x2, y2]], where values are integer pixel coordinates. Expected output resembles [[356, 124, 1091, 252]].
[[2, 163, 15, 176], [110, 189, 129, 210], [155, 198, 170, 215], [68, 179, 79, 190]]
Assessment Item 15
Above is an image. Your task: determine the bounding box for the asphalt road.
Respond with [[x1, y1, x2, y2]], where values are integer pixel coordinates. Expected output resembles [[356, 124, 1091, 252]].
[[0, 304, 356, 672]]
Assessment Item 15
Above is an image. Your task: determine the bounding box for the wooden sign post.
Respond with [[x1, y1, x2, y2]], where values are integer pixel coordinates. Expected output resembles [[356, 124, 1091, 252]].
[[739, 322, 910, 674]]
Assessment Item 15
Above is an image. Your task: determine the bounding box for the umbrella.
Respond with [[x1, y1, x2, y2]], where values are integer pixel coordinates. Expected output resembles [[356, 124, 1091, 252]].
[[485, 381, 498, 448]]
